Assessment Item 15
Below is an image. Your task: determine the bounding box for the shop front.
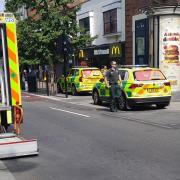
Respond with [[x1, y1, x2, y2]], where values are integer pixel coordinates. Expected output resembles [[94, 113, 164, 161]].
[[78, 42, 125, 68], [133, 4, 180, 91]]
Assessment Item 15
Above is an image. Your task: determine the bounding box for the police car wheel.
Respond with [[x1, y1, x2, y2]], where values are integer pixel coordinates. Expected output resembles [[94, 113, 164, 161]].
[[118, 94, 127, 110], [156, 103, 168, 109], [71, 85, 77, 95], [93, 90, 101, 105]]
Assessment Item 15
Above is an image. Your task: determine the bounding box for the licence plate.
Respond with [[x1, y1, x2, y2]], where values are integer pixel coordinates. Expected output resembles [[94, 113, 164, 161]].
[[146, 88, 159, 93]]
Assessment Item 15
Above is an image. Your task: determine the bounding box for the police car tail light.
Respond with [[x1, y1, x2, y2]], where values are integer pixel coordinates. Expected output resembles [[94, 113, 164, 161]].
[[164, 82, 170, 86], [129, 84, 143, 89]]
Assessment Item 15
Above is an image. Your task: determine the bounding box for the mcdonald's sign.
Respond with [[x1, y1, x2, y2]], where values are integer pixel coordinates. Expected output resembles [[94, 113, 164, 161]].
[[109, 44, 121, 58], [79, 50, 84, 58]]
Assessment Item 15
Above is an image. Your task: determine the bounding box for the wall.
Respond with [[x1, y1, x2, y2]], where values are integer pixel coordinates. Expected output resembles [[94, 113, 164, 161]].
[[125, 0, 180, 64], [77, 0, 125, 46]]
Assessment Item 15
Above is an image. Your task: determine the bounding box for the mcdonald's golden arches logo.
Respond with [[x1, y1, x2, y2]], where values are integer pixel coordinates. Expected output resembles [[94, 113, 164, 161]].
[[110, 44, 121, 57], [112, 46, 120, 55], [79, 50, 84, 58]]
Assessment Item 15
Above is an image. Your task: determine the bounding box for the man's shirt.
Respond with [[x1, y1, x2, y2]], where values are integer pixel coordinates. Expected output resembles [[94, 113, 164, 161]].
[[106, 68, 120, 85]]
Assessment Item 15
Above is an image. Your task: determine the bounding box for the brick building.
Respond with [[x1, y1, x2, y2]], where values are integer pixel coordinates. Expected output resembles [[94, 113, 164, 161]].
[[125, 0, 180, 91], [125, 0, 180, 64]]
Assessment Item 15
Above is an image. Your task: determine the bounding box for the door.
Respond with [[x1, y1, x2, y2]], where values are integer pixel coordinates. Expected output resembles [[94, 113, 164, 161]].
[[135, 19, 149, 65], [0, 24, 9, 106]]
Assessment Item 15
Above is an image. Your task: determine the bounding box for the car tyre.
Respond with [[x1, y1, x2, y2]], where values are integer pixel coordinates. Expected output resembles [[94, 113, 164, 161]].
[[93, 90, 102, 105], [71, 84, 77, 96], [156, 103, 169, 109]]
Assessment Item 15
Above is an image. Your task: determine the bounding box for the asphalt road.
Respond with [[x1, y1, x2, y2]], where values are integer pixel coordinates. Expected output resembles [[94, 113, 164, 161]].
[[2, 94, 180, 180]]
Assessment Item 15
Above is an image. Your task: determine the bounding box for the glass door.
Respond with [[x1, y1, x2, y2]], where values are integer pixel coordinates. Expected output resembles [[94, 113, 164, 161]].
[[135, 19, 149, 65]]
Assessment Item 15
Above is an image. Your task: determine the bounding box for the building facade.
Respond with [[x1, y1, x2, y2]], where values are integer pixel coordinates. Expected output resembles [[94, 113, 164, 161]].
[[77, 0, 125, 68], [126, 0, 180, 91]]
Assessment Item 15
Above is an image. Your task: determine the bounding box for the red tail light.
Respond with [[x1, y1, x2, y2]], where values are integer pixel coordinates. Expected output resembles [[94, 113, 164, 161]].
[[129, 84, 143, 89], [164, 82, 171, 86], [79, 77, 83, 82]]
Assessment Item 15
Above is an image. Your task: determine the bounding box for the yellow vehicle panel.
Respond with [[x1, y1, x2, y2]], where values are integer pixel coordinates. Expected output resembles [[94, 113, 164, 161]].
[[93, 66, 172, 109], [58, 67, 103, 94]]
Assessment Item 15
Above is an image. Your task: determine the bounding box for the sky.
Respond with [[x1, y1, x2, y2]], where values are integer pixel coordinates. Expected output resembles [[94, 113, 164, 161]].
[[0, 0, 5, 12]]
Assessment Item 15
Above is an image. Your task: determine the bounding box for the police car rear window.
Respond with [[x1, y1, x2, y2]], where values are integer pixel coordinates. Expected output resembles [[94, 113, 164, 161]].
[[134, 70, 166, 81], [82, 69, 101, 77]]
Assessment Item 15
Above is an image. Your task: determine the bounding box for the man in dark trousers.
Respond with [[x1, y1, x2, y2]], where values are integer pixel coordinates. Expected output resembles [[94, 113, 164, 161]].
[[105, 61, 121, 112]]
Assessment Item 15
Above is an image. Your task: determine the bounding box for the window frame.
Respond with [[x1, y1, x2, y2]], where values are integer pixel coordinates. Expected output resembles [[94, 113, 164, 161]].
[[79, 17, 90, 34], [103, 8, 117, 35]]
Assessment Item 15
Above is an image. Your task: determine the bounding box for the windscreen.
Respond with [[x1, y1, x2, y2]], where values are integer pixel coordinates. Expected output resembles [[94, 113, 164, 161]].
[[82, 69, 102, 78], [134, 70, 166, 81]]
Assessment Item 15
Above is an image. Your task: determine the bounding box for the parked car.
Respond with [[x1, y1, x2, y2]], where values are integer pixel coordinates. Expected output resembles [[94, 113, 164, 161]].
[[92, 66, 172, 110], [58, 67, 103, 95]]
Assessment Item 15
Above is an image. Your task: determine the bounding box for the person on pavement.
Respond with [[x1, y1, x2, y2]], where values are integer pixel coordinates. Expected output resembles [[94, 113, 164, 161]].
[[105, 61, 121, 112]]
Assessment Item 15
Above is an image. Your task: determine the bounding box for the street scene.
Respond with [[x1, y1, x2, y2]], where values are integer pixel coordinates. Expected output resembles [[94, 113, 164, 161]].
[[0, 0, 180, 180], [2, 92, 180, 180]]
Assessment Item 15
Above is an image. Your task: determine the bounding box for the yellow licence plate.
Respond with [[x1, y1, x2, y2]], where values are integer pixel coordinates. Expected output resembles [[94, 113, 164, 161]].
[[146, 88, 159, 93]]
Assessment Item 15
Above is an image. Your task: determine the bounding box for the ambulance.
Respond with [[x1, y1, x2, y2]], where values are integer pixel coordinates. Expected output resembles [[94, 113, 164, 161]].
[[92, 66, 172, 110], [0, 13, 38, 158]]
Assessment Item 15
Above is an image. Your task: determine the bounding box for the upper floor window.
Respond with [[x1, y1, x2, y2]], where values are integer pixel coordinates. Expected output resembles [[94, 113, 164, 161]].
[[79, 17, 90, 34], [103, 8, 117, 35]]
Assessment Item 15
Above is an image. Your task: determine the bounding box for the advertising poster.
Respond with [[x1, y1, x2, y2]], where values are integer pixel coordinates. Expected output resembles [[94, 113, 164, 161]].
[[159, 15, 180, 91]]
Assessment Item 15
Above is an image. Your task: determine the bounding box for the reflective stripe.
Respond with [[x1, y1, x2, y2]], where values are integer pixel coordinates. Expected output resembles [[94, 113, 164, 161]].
[[6, 27, 15, 43], [7, 110, 12, 124], [6, 23, 21, 105]]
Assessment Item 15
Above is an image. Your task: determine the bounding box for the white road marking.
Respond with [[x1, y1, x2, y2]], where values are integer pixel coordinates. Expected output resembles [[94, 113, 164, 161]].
[[0, 161, 16, 180], [49, 107, 91, 118]]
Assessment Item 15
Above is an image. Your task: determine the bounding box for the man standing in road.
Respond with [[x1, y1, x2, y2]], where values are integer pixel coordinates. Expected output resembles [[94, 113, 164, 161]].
[[105, 61, 121, 112]]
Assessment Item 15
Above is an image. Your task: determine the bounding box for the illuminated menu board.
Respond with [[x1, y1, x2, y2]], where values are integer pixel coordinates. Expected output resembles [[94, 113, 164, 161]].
[[159, 15, 180, 91]]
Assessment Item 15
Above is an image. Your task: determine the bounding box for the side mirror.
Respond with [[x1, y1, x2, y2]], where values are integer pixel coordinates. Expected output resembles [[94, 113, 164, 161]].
[[99, 78, 104, 83]]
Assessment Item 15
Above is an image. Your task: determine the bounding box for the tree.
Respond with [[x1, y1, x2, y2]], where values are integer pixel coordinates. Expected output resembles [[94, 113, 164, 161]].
[[5, 0, 96, 67]]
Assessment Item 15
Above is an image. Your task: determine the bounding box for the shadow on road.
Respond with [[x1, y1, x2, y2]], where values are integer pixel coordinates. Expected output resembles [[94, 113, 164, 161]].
[[3, 156, 38, 173]]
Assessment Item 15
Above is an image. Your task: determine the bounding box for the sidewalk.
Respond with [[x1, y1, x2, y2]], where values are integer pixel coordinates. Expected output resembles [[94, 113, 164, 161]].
[[23, 90, 180, 102], [22, 90, 180, 112], [171, 91, 180, 102]]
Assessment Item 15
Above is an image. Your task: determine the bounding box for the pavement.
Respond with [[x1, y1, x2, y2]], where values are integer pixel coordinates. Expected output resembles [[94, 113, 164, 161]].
[[22, 90, 180, 108], [171, 91, 180, 102]]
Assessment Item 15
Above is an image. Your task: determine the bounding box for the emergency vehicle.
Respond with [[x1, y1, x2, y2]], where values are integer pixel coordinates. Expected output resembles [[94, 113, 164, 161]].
[[58, 67, 103, 95], [92, 66, 172, 110], [0, 13, 38, 158]]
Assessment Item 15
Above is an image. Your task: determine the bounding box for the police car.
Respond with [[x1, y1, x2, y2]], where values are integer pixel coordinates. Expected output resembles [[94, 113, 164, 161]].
[[92, 66, 172, 110], [58, 67, 103, 95]]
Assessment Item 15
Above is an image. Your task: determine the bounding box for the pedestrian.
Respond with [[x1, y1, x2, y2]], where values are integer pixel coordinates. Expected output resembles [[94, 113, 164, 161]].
[[105, 61, 121, 112], [101, 65, 108, 76]]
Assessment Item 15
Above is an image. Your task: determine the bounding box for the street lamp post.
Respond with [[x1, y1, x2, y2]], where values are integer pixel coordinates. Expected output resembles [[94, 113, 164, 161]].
[[62, 34, 68, 98]]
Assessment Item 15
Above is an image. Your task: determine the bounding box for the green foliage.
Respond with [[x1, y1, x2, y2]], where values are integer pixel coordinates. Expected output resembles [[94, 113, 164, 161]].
[[5, 0, 95, 66]]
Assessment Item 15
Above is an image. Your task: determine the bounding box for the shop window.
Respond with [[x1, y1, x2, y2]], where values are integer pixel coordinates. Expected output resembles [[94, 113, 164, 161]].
[[79, 17, 90, 34], [103, 8, 117, 35]]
